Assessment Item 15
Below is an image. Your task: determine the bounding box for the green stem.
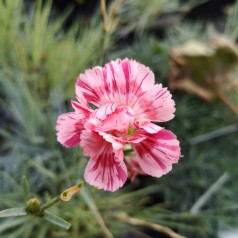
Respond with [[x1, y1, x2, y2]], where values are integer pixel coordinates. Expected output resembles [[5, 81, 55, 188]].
[[39, 196, 61, 215]]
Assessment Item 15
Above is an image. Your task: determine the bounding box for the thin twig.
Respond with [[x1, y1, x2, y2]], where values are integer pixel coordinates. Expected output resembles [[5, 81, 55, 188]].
[[217, 89, 238, 115], [80, 188, 113, 238], [115, 213, 186, 238], [108, 0, 122, 29], [100, 0, 108, 32], [190, 172, 230, 214]]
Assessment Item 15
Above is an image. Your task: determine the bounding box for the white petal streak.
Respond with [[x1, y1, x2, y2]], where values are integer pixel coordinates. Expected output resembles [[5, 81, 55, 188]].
[[56, 112, 84, 148], [76, 59, 155, 107], [84, 151, 127, 192], [132, 129, 180, 178], [134, 84, 175, 122], [139, 122, 163, 134]]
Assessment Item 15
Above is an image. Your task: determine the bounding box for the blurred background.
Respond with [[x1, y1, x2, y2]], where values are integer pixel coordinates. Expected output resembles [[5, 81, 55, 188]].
[[0, 0, 238, 237]]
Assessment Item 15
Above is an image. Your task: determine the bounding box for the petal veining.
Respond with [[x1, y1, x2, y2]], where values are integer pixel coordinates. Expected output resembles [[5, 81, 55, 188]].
[[139, 122, 163, 134], [80, 130, 107, 157], [85, 104, 135, 133], [56, 58, 181, 192], [84, 152, 127, 192], [76, 58, 155, 107], [132, 129, 180, 178], [133, 84, 176, 122], [56, 112, 85, 147]]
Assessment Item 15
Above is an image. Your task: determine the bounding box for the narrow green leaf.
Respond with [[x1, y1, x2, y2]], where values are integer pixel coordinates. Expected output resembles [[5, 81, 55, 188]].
[[0, 217, 29, 233], [21, 175, 31, 204], [37, 223, 50, 238], [29, 160, 56, 181], [0, 171, 22, 193], [44, 211, 71, 230], [8, 219, 35, 238], [0, 207, 27, 218]]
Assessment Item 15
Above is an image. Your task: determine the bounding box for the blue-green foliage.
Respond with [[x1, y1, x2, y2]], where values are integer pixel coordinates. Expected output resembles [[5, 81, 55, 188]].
[[0, 0, 238, 237]]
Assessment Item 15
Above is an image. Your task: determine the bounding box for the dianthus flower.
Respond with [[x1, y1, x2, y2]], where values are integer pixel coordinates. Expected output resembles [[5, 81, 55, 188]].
[[56, 58, 181, 191]]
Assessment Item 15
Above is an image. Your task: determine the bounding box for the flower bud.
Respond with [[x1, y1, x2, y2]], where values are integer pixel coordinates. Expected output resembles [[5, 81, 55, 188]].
[[26, 197, 41, 215]]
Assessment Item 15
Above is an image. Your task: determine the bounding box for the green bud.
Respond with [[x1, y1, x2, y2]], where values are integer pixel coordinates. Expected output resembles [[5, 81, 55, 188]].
[[26, 197, 41, 215]]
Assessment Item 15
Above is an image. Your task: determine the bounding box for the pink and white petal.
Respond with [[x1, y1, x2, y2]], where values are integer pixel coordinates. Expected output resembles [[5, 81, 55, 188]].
[[99, 106, 135, 133], [80, 130, 108, 157], [84, 151, 128, 192], [131, 129, 180, 178], [83, 103, 118, 131], [76, 66, 111, 107], [93, 103, 118, 120], [85, 104, 135, 133], [125, 155, 147, 182], [98, 131, 125, 151], [56, 112, 84, 147], [97, 129, 149, 150], [122, 129, 148, 144], [84, 118, 99, 131], [71, 100, 92, 116], [105, 58, 155, 106], [139, 121, 163, 134], [75, 86, 93, 111], [81, 129, 125, 161], [114, 149, 124, 162], [134, 84, 176, 122], [76, 59, 155, 107]]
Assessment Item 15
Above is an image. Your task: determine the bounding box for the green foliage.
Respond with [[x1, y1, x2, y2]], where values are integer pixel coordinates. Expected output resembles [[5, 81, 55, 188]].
[[0, 0, 238, 238], [119, 0, 180, 35]]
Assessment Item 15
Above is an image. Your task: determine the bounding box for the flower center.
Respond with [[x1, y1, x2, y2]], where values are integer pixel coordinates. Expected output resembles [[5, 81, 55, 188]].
[[127, 126, 136, 135]]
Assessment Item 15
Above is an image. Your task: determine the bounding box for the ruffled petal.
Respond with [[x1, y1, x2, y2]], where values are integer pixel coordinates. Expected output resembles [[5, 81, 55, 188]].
[[84, 149, 127, 192], [139, 121, 163, 134], [114, 149, 124, 162], [98, 129, 147, 149], [125, 155, 147, 182], [98, 131, 125, 151], [76, 58, 155, 107], [76, 66, 109, 106], [71, 100, 92, 116], [91, 102, 118, 120], [80, 130, 125, 160], [81, 130, 127, 191], [104, 58, 155, 106], [56, 112, 85, 147], [133, 84, 176, 122], [131, 129, 180, 178], [85, 103, 135, 133], [75, 86, 93, 111], [80, 130, 107, 157]]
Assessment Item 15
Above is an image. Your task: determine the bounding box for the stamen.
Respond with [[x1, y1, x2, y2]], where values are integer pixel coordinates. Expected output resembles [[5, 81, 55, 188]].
[[127, 126, 136, 135]]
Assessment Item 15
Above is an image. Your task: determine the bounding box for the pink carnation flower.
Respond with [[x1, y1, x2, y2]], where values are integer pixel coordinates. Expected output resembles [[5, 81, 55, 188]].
[[56, 58, 181, 192], [125, 154, 147, 182]]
